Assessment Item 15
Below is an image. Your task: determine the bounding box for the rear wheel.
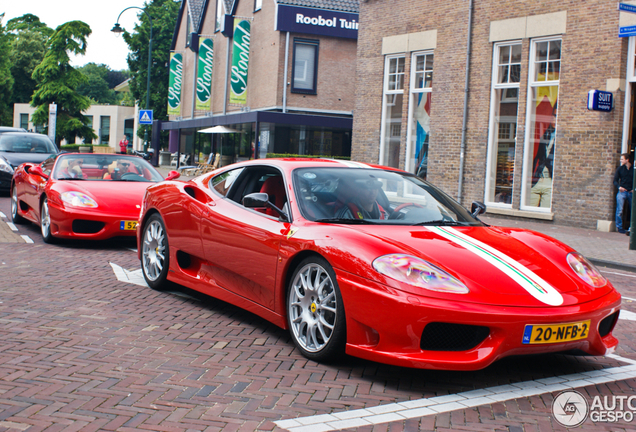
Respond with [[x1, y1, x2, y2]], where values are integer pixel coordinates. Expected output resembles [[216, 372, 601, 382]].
[[40, 197, 56, 243], [10, 186, 26, 224], [287, 256, 346, 362], [141, 214, 171, 291]]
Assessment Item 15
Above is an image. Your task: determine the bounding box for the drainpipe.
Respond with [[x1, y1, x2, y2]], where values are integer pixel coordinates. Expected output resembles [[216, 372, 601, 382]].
[[283, 32, 290, 113], [224, 37, 230, 115], [457, 0, 474, 203]]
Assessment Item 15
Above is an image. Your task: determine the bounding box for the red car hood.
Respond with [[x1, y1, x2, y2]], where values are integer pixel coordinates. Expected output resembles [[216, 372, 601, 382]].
[[342, 224, 613, 308], [52, 181, 152, 217]]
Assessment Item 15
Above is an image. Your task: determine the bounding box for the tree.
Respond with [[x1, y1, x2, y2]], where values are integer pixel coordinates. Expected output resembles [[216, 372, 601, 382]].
[[77, 63, 118, 104], [31, 21, 96, 145], [7, 14, 53, 105], [122, 0, 180, 144], [0, 15, 14, 126]]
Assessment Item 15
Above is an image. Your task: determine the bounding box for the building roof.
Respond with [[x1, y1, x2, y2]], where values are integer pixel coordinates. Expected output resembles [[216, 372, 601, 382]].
[[276, 0, 359, 13]]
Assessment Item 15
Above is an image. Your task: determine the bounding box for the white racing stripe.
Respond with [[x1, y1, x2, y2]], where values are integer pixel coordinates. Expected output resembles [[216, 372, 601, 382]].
[[275, 354, 636, 432], [427, 226, 563, 306]]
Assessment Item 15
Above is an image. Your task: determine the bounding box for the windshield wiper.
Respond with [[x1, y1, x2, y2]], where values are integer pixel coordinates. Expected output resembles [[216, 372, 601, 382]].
[[57, 177, 86, 181], [314, 217, 380, 224], [411, 219, 468, 226]]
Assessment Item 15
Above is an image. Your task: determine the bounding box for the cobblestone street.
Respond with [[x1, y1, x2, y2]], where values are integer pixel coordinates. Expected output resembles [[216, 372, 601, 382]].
[[1, 195, 636, 431]]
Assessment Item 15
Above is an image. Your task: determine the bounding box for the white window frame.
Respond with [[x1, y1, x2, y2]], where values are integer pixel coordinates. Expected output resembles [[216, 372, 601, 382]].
[[379, 54, 405, 165], [215, 0, 225, 32], [484, 41, 522, 208], [520, 36, 561, 212], [621, 36, 636, 153], [405, 50, 434, 174]]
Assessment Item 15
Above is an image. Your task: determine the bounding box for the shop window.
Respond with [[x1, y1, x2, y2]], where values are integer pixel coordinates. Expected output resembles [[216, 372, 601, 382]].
[[380, 55, 405, 168], [407, 52, 433, 179], [215, 0, 224, 32], [521, 38, 560, 211], [254, 0, 262, 11], [100, 116, 110, 145], [292, 39, 319, 94], [20, 114, 28, 130], [485, 43, 521, 206]]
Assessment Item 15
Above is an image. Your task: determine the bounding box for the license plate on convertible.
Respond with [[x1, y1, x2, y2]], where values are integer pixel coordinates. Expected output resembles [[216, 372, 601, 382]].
[[120, 220, 138, 230], [522, 320, 590, 344]]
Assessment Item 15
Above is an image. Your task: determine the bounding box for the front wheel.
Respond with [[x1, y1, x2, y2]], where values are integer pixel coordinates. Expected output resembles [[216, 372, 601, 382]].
[[40, 197, 56, 243], [141, 214, 171, 291], [11, 186, 26, 224], [287, 256, 346, 362]]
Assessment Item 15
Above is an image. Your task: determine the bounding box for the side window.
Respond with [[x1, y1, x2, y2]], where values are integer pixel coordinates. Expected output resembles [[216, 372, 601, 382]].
[[292, 39, 319, 94], [209, 167, 244, 197], [41, 156, 57, 176]]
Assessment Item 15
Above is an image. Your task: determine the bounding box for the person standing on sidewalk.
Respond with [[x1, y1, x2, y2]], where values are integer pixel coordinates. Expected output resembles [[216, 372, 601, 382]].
[[119, 135, 129, 155], [614, 153, 634, 234]]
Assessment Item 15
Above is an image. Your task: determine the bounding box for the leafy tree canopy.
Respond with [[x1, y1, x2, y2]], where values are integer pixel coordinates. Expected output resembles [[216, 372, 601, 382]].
[[10, 29, 49, 104], [0, 14, 14, 125], [77, 63, 118, 104], [6, 13, 53, 36], [31, 20, 96, 144], [122, 0, 180, 144]]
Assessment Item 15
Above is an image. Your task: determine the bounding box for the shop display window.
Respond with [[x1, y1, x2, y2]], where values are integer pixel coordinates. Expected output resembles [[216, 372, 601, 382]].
[[407, 52, 433, 179], [380, 56, 405, 168]]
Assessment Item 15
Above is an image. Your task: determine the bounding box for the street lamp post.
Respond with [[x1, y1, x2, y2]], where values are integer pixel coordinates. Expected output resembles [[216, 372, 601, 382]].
[[111, 7, 153, 152]]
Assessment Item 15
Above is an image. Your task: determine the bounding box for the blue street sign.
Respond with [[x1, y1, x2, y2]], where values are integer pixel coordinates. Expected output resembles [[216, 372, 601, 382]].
[[619, 2, 636, 13], [620, 25, 636, 37], [139, 109, 153, 125], [587, 90, 613, 112]]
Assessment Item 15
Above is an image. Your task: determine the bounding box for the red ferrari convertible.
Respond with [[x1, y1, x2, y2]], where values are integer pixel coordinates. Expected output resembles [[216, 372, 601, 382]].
[[137, 158, 620, 370], [11, 153, 179, 243]]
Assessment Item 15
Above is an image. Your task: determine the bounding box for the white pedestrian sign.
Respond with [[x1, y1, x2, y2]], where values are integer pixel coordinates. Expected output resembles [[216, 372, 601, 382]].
[[139, 109, 153, 125]]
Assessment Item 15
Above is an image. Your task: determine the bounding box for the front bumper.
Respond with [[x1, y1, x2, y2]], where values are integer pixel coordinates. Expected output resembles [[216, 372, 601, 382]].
[[48, 201, 139, 240], [337, 270, 621, 371], [0, 171, 12, 193]]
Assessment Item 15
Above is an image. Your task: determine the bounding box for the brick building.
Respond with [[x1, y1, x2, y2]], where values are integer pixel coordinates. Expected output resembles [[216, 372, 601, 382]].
[[352, 0, 636, 229], [161, 0, 359, 165]]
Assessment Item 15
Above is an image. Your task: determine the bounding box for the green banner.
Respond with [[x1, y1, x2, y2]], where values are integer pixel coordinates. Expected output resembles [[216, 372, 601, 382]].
[[167, 52, 183, 116], [196, 38, 213, 111], [230, 19, 251, 105]]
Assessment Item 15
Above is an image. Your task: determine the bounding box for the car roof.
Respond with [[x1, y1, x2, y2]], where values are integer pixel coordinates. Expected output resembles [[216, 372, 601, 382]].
[[229, 158, 408, 174], [0, 127, 27, 133]]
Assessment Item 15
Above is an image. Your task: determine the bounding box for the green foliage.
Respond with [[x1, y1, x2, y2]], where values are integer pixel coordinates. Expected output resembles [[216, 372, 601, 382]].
[[266, 153, 351, 160], [61, 144, 93, 152], [31, 21, 97, 144], [10, 29, 49, 104], [122, 0, 180, 145], [77, 63, 118, 105], [0, 15, 14, 125], [6, 14, 54, 36]]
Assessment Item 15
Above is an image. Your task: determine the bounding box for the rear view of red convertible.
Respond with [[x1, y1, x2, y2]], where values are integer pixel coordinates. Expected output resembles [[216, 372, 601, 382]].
[[11, 153, 179, 243], [137, 158, 620, 370]]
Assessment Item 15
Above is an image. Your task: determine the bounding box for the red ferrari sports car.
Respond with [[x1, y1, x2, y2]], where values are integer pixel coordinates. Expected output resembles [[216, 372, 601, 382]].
[[137, 158, 620, 370], [11, 153, 179, 243]]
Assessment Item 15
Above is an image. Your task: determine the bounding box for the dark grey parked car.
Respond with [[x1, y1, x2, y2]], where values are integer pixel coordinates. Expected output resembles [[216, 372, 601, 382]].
[[0, 132, 58, 194], [0, 126, 27, 134]]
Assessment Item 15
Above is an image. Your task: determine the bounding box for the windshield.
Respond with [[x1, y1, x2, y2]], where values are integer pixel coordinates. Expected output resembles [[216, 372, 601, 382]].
[[52, 154, 164, 182], [0, 133, 58, 153], [292, 167, 482, 226]]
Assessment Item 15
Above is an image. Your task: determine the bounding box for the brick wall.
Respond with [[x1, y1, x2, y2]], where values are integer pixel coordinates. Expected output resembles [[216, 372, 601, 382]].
[[353, 0, 628, 229]]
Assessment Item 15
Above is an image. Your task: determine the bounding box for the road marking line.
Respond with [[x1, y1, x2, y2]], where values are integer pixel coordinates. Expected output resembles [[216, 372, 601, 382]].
[[109, 262, 148, 287], [623, 297, 636, 302], [20, 235, 33, 244], [603, 271, 636, 278], [6, 222, 17, 231], [275, 355, 636, 431], [0, 211, 6, 218], [619, 310, 636, 321]]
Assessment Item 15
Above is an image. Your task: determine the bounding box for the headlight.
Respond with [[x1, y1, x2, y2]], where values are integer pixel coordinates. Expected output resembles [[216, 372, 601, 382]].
[[567, 252, 606, 288], [60, 191, 98, 208], [373, 254, 469, 294], [0, 157, 14, 174]]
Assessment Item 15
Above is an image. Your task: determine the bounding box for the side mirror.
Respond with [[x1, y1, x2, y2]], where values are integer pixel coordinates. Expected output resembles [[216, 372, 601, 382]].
[[165, 170, 180, 181], [30, 165, 49, 179], [243, 192, 289, 222], [471, 201, 486, 217]]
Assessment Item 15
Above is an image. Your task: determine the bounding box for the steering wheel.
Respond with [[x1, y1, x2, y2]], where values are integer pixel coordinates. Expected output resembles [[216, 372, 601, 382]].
[[120, 172, 139, 180], [389, 203, 423, 220]]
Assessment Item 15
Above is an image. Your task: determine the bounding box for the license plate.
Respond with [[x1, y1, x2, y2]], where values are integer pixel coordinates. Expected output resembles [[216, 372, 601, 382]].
[[120, 220, 138, 230], [522, 320, 590, 344]]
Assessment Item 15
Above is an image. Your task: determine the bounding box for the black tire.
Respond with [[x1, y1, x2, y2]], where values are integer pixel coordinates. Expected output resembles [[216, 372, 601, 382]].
[[140, 213, 171, 291], [10, 185, 26, 224], [40, 197, 56, 244], [287, 256, 346, 362]]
